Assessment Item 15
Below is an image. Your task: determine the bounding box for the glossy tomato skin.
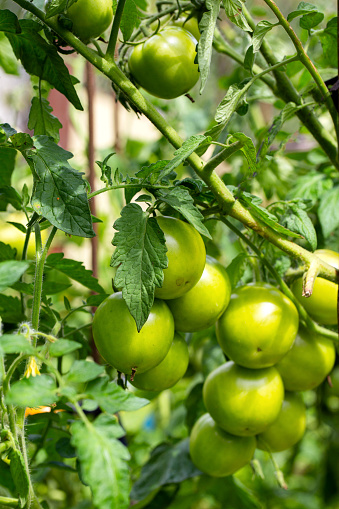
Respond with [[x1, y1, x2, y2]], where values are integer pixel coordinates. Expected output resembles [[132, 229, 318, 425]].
[[92, 292, 174, 375], [172, 16, 201, 41], [155, 216, 206, 300], [276, 325, 336, 391], [292, 249, 339, 325], [130, 333, 189, 391], [189, 413, 256, 477], [257, 392, 306, 452], [167, 255, 231, 332], [216, 283, 299, 369], [203, 361, 284, 437], [66, 0, 113, 41], [129, 27, 199, 99]]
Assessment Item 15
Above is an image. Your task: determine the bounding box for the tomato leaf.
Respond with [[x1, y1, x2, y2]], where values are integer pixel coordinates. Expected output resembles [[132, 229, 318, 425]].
[[4, 17, 82, 111], [252, 21, 277, 53], [28, 97, 62, 143], [287, 2, 320, 22], [0, 9, 21, 33], [226, 252, 250, 289], [0, 334, 36, 355], [215, 79, 252, 125], [198, 0, 220, 93], [229, 133, 257, 174], [0, 294, 25, 323], [111, 203, 168, 331], [222, 0, 252, 32], [71, 414, 130, 509], [0, 147, 17, 210], [49, 339, 82, 357], [130, 439, 201, 503], [155, 187, 212, 239], [120, 0, 140, 41], [85, 376, 149, 414], [9, 449, 30, 507], [23, 136, 95, 238], [0, 260, 30, 292], [318, 18, 337, 68], [64, 360, 105, 383], [6, 374, 58, 407], [45, 0, 78, 19], [318, 186, 339, 238], [0, 241, 17, 262], [45, 253, 105, 292]]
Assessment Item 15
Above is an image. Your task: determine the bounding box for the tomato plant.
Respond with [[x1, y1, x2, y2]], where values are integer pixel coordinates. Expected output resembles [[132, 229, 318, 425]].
[[216, 283, 299, 369], [167, 255, 231, 332], [189, 413, 256, 477], [128, 26, 199, 99]]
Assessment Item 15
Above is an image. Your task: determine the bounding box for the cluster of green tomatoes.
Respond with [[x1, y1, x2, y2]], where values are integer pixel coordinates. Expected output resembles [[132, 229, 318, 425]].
[[92, 215, 338, 478]]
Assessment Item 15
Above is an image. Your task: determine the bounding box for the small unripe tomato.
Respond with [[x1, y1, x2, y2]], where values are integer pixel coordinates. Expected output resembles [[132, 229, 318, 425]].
[[216, 283, 299, 369], [130, 333, 189, 392], [276, 325, 336, 391], [155, 216, 206, 300], [291, 249, 339, 325], [257, 392, 306, 452], [167, 255, 231, 332], [189, 413, 256, 477], [203, 361, 284, 437], [129, 26, 199, 99], [66, 0, 113, 41], [92, 292, 174, 375]]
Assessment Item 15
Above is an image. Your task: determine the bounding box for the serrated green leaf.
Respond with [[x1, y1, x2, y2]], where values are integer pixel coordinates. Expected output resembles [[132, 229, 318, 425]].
[[0, 334, 36, 355], [0, 241, 17, 262], [0, 260, 30, 292], [64, 360, 105, 383], [45, 0, 77, 19], [5, 18, 82, 110], [252, 21, 276, 53], [318, 186, 339, 238], [215, 79, 252, 124], [6, 374, 58, 407], [300, 10, 324, 29], [244, 45, 254, 74], [198, 0, 220, 93], [226, 252, 249, 289], [49, 339, 82, 357], [0, 9, 21, 33], [28, 97, 62, 143], [111, 203, 168, 331], [71, 414, 130, 509], [25, 136, 94, 238], [0, 123, 17, 142], [9, 449, 29, 506], [319, 18, 337, 68], [229, 133, 257, 173], [287, 2, 320, 22], [120, 0, 140, 41], [288, 172, 333, 201], [130, 439, 201, 502], [277, 202, 317, 251], [86, 376, 149, 414], [155, 135, 206, 183], [156, 187, 211, 238], [222, 0, 251, 31], [45, 252, 105, 292]]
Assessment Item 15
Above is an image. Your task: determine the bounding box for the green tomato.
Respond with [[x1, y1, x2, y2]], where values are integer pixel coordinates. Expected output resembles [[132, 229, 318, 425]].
[[291, 249, 339, 325], [257, 392, 306, 452], [216, 283, 299, 369], [276, 325, 336, 391], [172, 15, 201, 41], [203, 361, 284, 436], [92, 292, 174, 375], [129, 26, 199, 99], [130, 333, 189, 391], [167, 256, 231, 332], [189, 413, 256, 477], [155, 216, 206, 300], [65, 0, 113, 41]]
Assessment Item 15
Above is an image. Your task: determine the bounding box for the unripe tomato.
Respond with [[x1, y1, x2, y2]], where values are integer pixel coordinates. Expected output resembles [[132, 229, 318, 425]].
[[155, 216, 206, 300], [257, 392, 306, 452], [216, 284, 299, 369], [130, 333, 189, 391], [128, 27, 199, 99], [92, 292, 174, 375], [189, 413, 256, 477], [66, 0, 113, 41], [203, 361, 284, 436], [291, 249, 339, 325], [276, 325, 336, 391], [172, 16, 201, 41], [167, 256, 231, 332]]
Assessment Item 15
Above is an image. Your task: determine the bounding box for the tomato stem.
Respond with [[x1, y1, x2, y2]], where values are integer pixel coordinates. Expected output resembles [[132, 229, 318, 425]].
[[106, 0, 128, 61]]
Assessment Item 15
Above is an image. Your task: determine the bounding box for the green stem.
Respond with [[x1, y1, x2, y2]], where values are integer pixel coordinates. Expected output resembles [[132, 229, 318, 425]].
[[203, 141, 244, 175], [219, 217, 338, 342], [88, 182, 171, 200], [62, 323, 91, 338], [31, 226, 57, 339], [106, 0, 128, 61], [262, 0, 338, 140], [20, 226, 31, 314], [0, 497, 20, 508]]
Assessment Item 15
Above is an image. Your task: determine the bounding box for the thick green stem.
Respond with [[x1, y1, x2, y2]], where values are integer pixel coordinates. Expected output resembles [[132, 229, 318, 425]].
[[106, 0, 127, 61], [262, 0, 338, 140], [203, 141, 244, 175], [31, 226, 57, 339], [0, 497, 20, 508]]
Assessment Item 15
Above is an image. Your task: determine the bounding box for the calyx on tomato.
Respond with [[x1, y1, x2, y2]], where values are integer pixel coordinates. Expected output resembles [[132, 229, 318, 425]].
[[128, 26, 200, 99], [92, 292, 174, 375]]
